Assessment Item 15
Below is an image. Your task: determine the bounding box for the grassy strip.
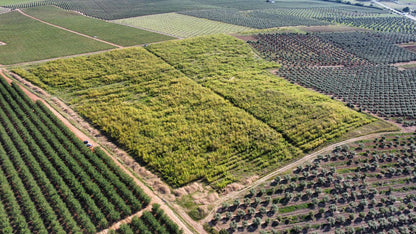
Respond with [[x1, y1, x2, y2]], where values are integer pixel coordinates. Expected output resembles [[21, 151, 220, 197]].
[[147, 34, 376, 152], [0, 11, 113, 65], [279, 203, 311, 213], [23, 6, 174, 46]]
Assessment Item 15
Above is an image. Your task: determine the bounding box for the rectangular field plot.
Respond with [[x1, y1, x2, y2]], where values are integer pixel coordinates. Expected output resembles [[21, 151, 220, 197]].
[[15, 47, 300, 188], [23, 6, 174, 46], [0, 11, 113, 65], [112, 13, 253, 38], [147, 35, 376, 151]]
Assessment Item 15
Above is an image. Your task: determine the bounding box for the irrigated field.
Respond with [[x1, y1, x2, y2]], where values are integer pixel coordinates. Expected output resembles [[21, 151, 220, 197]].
[[0, 75, 150, 233], [14, 46, 300, 189], [147, 35, 375, 152], [0, 11, 113, 65], [112, 13, 253, 38], [210, 133, 416, 233], [23, 6, 174, 46]]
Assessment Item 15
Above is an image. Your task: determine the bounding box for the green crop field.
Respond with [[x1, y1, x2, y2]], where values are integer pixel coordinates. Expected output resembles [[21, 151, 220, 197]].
[[23, 6, 174, 46], [0, 0, 39, 5], [147, 35, 376, 152], [14, 46, 301, 188], [113, 13, 253, 38], [0, 11, 113, 65]]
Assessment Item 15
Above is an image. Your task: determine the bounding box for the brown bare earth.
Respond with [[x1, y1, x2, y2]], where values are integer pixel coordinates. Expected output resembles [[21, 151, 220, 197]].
[[393, 60, 416, 70], [0, 69, 198, 233], [232, 34, 257, 41], [399, 42, 416, 53]]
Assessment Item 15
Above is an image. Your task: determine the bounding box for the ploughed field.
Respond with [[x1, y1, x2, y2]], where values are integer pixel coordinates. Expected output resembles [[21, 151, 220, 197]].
[[211, 133, 416, 233], [15, 35, 375, 189]]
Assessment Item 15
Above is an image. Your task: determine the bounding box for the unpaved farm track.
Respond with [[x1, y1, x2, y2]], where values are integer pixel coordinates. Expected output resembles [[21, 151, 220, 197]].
[[202, 128, 403, 224], [0, 69, 196, 234], [16, 9, 123, 48]]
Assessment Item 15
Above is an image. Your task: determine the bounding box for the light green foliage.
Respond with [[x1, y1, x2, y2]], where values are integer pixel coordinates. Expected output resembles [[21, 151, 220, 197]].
[[23, 6, 173, 46], [18, 47, 300, 187], [148, 35, 375, 151], [113, 13, 253, 38], [0, 11, 113, 65], [0, 0, 40, 5]]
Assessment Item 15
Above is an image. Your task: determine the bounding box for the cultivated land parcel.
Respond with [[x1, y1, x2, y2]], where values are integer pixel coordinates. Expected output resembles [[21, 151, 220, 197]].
[[16, 35, 376, 189], [0, 11, 113, 65], [3, 0, 416, 233]]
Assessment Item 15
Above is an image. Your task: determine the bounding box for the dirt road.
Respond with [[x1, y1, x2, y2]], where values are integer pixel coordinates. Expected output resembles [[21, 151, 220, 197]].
[[0, 69, 196, 234], [16, 9, 123, 48], [202, 129, 402, 224]]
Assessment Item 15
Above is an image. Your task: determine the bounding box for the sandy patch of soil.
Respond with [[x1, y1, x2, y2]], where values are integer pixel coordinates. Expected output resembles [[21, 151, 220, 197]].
[[398, 42, 416, 53], [232, 34, 257, 41], [392, 60, 416, 70]]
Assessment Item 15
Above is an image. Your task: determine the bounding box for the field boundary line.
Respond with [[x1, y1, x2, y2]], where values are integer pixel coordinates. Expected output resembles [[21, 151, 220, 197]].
[[0, 48, 117, 68], [16, 9, 124, 48]]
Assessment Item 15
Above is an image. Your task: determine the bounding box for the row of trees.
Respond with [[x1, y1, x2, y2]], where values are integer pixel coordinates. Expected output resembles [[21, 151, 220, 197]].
[[113, 204, 182, 234], [0, 76, 150, 232], [211, 134, 416, 233], [250, 31, 416, 120]]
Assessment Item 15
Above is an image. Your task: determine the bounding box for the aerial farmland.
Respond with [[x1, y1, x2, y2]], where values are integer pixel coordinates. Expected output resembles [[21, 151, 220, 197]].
[[1, 0, 416, 233]]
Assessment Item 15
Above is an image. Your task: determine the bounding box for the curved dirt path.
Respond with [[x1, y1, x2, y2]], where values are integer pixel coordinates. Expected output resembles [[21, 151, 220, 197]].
[[16, 9, 123, 48], [0, 69, 196, 234], [202, 129, 402, 224]]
